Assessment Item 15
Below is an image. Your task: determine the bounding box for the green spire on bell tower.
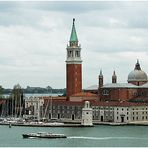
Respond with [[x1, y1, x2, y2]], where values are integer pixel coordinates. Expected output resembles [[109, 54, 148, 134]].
[[70, 18, 78, 46]]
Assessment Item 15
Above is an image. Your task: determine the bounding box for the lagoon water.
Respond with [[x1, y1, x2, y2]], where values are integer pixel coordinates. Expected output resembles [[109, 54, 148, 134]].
[[0, 125, 148, 147]]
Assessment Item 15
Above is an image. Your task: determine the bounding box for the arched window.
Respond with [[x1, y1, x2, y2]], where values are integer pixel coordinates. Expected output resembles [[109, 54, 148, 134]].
[[102, 89, 109, 95], [75, 51, 80, 57], [68, 51, 73, 57]]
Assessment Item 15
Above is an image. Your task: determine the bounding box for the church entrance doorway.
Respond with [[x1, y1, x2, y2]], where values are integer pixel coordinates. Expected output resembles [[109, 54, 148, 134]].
[[58, 114, 60, 119], [101, 116, 104, 122], [72, 114, 75, 120], [121, 116, 124, 123], [49, 113, 51, 119]]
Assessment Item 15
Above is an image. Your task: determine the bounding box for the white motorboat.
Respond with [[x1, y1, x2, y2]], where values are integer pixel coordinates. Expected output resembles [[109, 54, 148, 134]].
[[22, 132, 67, 138]]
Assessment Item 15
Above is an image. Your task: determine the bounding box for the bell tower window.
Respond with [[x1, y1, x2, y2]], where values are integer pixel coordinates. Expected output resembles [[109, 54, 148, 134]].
[[68, 51, 73, 57], [75, 51, 80, 57]]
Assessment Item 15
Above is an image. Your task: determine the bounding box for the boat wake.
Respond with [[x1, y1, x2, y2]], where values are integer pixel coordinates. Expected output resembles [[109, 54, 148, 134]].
[[68, 136, 148, 140], [28, 137, 36, 139]]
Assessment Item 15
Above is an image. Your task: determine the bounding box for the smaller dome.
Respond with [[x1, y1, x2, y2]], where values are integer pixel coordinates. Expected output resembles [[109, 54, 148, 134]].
[[128, 60, 147, 82]]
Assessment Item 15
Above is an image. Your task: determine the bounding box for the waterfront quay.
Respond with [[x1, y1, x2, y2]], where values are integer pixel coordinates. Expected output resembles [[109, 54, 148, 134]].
[[0, 121, 94, 127], [1, 117, 148, 127]]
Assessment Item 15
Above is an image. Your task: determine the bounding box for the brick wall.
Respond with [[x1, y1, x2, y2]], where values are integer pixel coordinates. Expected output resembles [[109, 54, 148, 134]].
[[66, 64, 82, 99]]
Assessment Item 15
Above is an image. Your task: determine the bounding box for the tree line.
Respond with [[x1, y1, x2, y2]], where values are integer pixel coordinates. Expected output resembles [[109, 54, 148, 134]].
[[1, 85, 66, 95]]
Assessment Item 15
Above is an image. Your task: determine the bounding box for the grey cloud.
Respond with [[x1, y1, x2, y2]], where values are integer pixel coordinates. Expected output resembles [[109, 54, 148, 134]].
[[1, 1, 148, 88], [1, 1, 148, 29], [0, 1, 120, 13]]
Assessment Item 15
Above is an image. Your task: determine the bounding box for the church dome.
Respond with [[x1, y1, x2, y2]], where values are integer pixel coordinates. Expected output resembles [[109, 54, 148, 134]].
[[128, 60, 147, 82]]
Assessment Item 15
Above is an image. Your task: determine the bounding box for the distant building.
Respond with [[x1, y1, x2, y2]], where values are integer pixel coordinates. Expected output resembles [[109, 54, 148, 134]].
[[24, 96, 44, 120]]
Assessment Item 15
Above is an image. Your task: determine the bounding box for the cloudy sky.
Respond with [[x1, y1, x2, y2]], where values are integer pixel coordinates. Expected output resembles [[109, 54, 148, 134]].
[[1, 1, 148, 89]]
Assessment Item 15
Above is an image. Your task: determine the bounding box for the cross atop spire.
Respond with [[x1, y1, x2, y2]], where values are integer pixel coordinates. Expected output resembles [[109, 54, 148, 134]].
[[70, 18, 78, 44], [135, 59, 141, 70]]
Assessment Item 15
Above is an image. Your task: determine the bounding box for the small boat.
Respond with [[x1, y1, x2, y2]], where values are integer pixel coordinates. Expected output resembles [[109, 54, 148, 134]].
[[22, 132, 67, 139]]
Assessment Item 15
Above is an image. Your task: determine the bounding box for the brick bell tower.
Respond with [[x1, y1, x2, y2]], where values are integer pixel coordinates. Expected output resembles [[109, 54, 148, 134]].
[[66, 18, 82, 100]]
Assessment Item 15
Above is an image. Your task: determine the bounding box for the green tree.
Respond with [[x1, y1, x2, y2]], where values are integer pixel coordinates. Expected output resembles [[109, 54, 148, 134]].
[[46, 86, 52, 93]]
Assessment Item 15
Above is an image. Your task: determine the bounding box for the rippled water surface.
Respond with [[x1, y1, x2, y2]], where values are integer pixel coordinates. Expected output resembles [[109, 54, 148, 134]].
[[0, 125, 148, 147]]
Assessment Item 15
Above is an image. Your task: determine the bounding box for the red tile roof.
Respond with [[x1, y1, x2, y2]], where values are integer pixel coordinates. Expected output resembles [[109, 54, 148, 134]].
[[92, 101, 148, 107], [71, 92, 97, 97], [53, 100, 84, 106], [40, 96, 66, 100], [44, 99, 148, 107], [41, 96, 148, 107]]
